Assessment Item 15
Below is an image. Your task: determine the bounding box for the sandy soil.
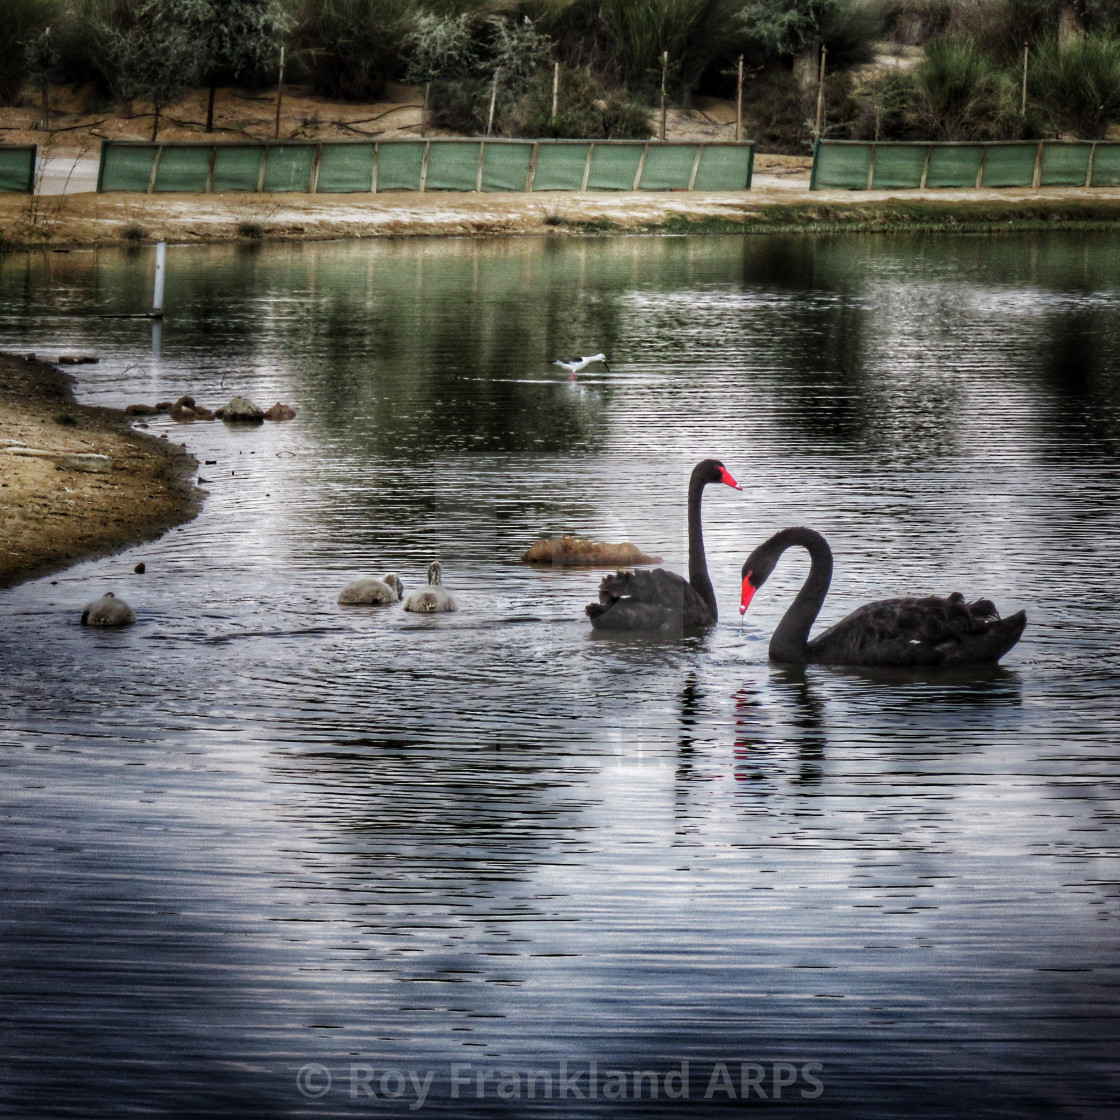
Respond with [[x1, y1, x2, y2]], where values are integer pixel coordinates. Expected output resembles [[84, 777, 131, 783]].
[[0, 352, 199, 588]]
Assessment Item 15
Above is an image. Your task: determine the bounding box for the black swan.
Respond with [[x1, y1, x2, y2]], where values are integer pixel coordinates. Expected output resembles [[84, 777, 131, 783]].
[[80, 591, 136, 627], [739, 527, 1026, 667], [586, 458, 741, 632], [404, 561, 458, 613]]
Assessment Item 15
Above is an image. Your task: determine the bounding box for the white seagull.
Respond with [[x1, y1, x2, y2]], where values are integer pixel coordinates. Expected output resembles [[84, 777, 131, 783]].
[[551, 353, 609, 378]]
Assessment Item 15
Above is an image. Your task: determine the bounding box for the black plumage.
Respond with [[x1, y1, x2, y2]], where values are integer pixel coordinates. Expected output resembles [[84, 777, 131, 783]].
[[740, 527, 1026, 667], [586, 458, 741, 633]]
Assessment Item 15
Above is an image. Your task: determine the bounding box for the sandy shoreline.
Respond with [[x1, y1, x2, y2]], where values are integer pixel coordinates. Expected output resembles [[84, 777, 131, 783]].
[[0, 352, 200, 588], [6, 178, 1120, 250]]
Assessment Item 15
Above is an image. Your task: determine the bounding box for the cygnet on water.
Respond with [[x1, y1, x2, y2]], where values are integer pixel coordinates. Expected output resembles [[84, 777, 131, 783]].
[[80, 591, 136, 627], [404, 561, 458, 613], [338, 572, 404, 605]]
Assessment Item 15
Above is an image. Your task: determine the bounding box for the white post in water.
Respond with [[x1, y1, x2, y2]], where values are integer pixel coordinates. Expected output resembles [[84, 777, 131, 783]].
[[152, 241, 166, 318]]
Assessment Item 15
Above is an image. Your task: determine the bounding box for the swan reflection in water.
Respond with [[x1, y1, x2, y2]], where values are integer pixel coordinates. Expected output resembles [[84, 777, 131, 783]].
[[731, 664, 1023, 793], [733, 668, 826, 791]]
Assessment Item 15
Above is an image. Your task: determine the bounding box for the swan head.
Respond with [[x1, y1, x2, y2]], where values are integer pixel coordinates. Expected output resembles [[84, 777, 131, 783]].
[[695, 459, 742, 491], [427, 561, 442, 586], [739, 548, 777, 615]]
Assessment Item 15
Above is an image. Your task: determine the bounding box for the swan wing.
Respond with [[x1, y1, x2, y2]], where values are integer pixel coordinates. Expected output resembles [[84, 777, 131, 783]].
[[808, 594, 1026, 667], [587, 568, 713, 630]]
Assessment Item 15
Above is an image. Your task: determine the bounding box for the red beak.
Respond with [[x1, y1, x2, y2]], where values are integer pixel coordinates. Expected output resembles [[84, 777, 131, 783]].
[[719, 467, 743, 491], [739, 576, 756, 615]]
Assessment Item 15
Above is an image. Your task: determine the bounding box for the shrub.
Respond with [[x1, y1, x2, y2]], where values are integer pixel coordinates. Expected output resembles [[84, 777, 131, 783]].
[[401, 11, 478, 85], [1029, 31, 1120, 138], [908, 35, 1017, 138], [598, 0, 740, 92], [505, 66, 652, 139], [850, 70, 918, 140], [426, 15, 554, 135], [295, 0, 413, 101], [741, 68, 811, 153]]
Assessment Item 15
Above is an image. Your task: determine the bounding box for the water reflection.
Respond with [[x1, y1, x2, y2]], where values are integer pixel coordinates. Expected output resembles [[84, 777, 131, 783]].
[[2, 232, 1120, 1117]]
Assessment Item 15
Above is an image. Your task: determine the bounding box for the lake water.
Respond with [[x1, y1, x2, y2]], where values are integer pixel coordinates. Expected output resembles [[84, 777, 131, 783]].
[[1, 232, 1119, 1119]]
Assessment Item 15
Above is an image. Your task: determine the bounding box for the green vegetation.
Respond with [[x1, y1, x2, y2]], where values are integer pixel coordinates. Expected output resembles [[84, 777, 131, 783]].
[[5, 1, 1120, 149], [1030, 31, 1120, 137]]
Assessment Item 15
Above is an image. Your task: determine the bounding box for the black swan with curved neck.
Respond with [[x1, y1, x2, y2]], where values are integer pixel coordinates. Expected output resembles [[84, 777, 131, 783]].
[[739, 527, 1026, 667], [586, 458, 741, 632]]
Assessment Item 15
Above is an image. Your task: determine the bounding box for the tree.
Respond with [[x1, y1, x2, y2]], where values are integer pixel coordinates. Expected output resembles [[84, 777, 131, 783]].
[[733, 0, 840, 56], [24, 25, 62, 130], [99, 0, 201, 140], [176, 0, 290, 133], [0, 0, 62, 106]]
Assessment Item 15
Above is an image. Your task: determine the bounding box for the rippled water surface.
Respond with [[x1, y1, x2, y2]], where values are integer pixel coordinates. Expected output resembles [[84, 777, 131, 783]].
[[2, 233, 1120, 1118]]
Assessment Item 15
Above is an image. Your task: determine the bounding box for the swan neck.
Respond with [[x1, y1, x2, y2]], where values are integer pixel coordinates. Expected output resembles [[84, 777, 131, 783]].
[[687, 473, 716, 615], [769, 529, 833, 663]]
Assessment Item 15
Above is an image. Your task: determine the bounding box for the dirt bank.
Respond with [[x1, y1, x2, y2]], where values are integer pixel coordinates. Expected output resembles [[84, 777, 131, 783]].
[[0, 352, 200, 588], [7, 179, 1120, 251]]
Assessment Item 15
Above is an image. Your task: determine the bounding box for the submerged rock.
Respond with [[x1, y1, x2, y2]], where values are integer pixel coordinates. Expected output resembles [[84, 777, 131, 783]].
[[217, 395, 265, 423]]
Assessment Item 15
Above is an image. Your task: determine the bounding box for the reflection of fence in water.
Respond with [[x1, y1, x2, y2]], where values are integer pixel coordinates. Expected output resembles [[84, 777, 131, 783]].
[[811, 138, 1120, 190], [0, 145, 36, 193], [93, 138, 755, 195]]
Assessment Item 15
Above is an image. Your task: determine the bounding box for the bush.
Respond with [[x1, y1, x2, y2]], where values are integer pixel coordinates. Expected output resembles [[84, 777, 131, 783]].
[[850, 70, 918, 139], [401, 11, 478, 86], [505, 66, 652, 138], [426, 15, 554, 135], [872, 0, 953, 45], [295, 0, 412, 101], [1029, 31, 1120, 138], [908, 35, 1017, 138], [741, 68, 811, 153], [599, 0, 741, 92]]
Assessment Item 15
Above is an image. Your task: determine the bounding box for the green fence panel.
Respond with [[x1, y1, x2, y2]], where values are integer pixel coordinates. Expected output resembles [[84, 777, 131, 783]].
[[811, 143, 870, 189], [94, 139, 756, 194], [531, 143, 590, 191], [262, 145, 315, 192], [870, 144, 927, 189], [926, 144, 983, 187], [99, 143, 158, 192], [980, 143, 1037, 187], [587, 143, 643, 190], [376, 142, 425, 191], [212, 145, 264, 191], [153, 146, 211, 192], [638, 144, 691, 190], [1040, 143, 1092, 186], [693, 144, 753, 190], [426, 141, 481, 190], [0, 146, 36, 192], [1090, 144, 1120, 186], [316, 143, 374, 193], [481, 143, 531, 192]]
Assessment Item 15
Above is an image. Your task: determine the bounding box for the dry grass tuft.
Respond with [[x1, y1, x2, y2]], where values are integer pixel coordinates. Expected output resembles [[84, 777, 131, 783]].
[[521, 535, 661, 567]]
